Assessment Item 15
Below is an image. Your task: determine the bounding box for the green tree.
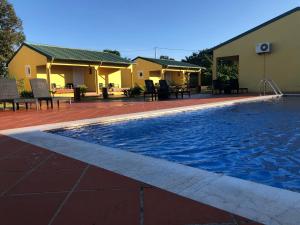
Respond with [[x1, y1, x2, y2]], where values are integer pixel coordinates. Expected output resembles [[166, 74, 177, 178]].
[[103, 49, 121, 57], [0, 0, 25, 76], [216, 59, 238, 81], [183, 49, 213, 85]]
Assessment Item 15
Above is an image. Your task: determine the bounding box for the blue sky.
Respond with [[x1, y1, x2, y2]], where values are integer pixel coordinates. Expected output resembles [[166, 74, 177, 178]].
[[10, 0, 300, 60]]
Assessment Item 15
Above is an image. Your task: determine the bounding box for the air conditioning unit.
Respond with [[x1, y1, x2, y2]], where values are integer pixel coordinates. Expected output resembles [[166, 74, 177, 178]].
[[256, 42, 272, 54]]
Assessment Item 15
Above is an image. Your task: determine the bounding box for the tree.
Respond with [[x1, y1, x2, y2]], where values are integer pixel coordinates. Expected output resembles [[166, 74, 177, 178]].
[[183, 49, 213, 85], [0, 0, 25, 76], [216, 59, 238, 81], [103, 49, 121, 57]]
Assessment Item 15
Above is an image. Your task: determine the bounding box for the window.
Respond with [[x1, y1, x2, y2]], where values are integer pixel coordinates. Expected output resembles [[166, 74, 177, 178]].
[[25, 65, 31, 77], [137, 71, 144, 79]]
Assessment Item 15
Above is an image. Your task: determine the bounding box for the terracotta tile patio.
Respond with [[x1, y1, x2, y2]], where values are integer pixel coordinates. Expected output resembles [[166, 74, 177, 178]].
[[0, 95, 253, 130], [0, 96, 263, 225]]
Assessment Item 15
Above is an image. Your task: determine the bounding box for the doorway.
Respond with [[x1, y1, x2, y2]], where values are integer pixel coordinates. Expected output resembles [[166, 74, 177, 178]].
[[73, 68, 85, 87]]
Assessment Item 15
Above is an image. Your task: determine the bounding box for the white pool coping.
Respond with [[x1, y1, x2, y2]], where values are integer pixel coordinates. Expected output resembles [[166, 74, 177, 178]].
[[2, 95, 300, 225]]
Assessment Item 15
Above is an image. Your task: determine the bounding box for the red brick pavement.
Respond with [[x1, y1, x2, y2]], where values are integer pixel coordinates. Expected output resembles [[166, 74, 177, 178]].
[[0, 96, 262, 225], [0, 95, 252, 130]]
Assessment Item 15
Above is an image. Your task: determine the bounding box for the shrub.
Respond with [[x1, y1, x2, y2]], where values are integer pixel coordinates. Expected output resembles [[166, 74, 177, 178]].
[[128, 85, 143, 97], [20, 90, 33, 98], [217, 63, 238, 81]]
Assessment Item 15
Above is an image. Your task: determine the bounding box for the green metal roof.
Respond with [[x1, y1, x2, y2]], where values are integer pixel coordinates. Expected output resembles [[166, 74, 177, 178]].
[[212, 7, 300, 50], [22, 43, 132, 65], [134, 57, 202, 70]]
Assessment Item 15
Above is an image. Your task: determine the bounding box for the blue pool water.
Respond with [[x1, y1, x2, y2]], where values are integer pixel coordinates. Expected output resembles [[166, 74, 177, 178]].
[[52, 97, 300, 192]]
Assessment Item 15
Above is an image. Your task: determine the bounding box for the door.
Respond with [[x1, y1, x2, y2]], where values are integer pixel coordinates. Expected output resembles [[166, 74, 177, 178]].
[[73, 68, 85, 87], [164, 72, 172, 83]]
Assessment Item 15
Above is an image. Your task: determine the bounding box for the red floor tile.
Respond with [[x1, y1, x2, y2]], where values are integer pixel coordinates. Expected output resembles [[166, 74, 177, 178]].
[[38, 154, 87, 172], [7, 168, 84, 195], [76, 166, 142, 191], [0, 136, 30, 158], [51, 190, 140, 225], [0, 193, 66, 225], [0, 171, 25, 193], [0, 146, 51, 172], [143, 187, 233, 225]]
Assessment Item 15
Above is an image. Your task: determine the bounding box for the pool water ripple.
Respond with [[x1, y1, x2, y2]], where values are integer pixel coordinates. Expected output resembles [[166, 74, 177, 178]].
[[52, 97, 300, 192]]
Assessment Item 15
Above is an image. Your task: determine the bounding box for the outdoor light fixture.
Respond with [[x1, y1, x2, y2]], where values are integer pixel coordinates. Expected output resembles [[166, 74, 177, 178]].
[[89, 67, 92, 74]]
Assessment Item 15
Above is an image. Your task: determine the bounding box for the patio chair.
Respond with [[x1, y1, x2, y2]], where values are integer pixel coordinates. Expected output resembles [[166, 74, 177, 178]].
[[229, 79, 248, 94], [0, 78, 37, 111], [229, 79, 239, 94], [212, 79, 224, 94], [31, 78, 72, 108], [30, 78, 71, 109], [177, 84, 191, 99], [158, 80, 178, 100], [30, 78, 56, 108], [144, 80, 157, 101]]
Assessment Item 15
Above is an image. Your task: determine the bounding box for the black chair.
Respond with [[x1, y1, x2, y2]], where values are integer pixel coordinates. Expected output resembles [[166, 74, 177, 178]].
[[158, 80, 170, 100], [212, 79, 223, 94], [232, 79, 248, 93], [229, 79, 239, 94], [158, 80, 180, 100], [213, 79, 248, 94], [144, 80, 157, 101]]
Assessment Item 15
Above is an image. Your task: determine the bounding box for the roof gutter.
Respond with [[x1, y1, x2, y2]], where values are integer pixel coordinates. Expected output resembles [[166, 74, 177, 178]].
[[166, 65, 203, 71]]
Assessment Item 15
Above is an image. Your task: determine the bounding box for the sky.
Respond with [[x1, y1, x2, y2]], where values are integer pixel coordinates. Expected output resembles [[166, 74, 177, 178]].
[[10, 0, 300, 60]]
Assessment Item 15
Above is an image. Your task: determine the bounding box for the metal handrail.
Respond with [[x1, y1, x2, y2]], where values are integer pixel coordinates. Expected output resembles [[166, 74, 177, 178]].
[[268, 79, 283, 95], [259, 78, 283, 96]]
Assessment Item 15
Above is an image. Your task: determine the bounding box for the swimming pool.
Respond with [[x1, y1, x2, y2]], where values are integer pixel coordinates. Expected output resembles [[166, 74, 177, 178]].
[[52, 97, 300, 192]]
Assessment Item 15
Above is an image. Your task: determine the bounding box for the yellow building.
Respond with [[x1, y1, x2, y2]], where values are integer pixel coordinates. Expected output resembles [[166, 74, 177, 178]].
[[8, 43, 133, 95], [212, 7, 300, 93], [132, 57, 202, 88]]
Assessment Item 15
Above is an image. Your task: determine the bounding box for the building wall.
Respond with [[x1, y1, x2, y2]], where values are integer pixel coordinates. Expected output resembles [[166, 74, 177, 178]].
[[108, 70, 122, 88], [132, 58, 193, 87], [98, 68, 122, 89], [164, 71, 185, 85], [121, 68, 132, 88], [149, 71, 161, 85], [36, 65, 95, 91], [213, 11, 300, 93], [8, 44, 133, 92], [46, 66, 73, 88], [8, 45, 47, 91], [132, 58, 162, 87]]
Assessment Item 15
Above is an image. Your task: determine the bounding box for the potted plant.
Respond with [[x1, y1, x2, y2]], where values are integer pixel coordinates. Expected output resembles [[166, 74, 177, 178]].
[[77, 85, 88, 97]]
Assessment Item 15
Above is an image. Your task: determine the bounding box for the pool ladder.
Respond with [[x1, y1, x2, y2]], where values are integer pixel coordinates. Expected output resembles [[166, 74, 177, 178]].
[[259, 78, 283, 96]]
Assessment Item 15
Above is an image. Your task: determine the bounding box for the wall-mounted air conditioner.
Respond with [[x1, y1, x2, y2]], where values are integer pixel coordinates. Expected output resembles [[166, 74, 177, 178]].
[[256, 43, 272, 54]]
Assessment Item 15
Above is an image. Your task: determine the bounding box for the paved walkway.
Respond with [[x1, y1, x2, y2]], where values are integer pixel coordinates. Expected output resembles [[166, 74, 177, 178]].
[[0, 96, 262, 225], [0, 95, 252, 130]]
